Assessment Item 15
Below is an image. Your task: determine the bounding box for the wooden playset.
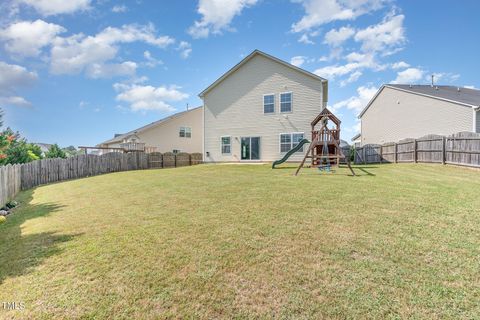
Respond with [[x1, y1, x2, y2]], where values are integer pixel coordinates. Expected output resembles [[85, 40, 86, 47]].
[[294, 108, 355, 176]]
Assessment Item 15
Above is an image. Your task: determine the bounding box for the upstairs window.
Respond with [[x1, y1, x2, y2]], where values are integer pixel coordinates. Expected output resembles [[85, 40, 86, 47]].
[[221, 136, 231, 154], [179, 127, 192, 138], [263, 94, 275, 114], [280, 133, 304, 153], [280, 92, 292, 113]]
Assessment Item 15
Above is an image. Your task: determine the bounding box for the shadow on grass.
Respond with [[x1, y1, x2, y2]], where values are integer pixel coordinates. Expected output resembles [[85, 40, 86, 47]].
[[0, 189, 81, 285], [356, 167, 376, 176]]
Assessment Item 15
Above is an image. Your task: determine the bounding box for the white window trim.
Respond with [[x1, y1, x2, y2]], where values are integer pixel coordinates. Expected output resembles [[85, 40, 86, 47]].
[[221, 135, 232, 155], [179, 126, 192, 138], [279, 132, 304, 153], [279, 91, 293, 113], [263, 93, 276, 114]]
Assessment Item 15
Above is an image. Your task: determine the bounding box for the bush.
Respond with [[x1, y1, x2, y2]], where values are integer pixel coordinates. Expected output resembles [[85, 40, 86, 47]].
[[0, 216, 6, 224], [45, 144, 67, 159]]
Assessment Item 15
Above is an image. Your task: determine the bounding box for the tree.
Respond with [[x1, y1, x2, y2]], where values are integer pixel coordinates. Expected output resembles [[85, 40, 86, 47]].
[[0, 129, 42, 165], [0, 110, 43, 165], [45, 144, 67, 159]]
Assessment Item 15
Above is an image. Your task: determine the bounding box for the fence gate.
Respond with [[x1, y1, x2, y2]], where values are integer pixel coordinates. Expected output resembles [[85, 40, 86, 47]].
[[147, 152, 163, 169]]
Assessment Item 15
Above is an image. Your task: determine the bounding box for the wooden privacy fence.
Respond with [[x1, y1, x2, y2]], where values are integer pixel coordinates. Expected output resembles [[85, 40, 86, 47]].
[[355, 132, 480, 168], [0, 152, 203, 208], [0, 164, 21, 209]]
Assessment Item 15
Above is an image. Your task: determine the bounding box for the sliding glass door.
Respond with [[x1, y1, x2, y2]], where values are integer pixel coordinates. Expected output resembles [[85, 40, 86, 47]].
[[241, 137, 260, 160]]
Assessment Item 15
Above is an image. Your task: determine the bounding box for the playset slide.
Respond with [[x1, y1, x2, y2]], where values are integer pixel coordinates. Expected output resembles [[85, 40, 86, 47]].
[[271, 139, 310, 169]]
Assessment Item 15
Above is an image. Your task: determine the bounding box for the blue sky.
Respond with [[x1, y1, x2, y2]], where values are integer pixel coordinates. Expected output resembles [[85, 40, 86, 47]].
[[0, 0, 479, 147]]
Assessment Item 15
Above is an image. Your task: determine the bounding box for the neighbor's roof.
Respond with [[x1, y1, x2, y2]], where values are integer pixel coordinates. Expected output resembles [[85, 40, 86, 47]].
[[351, 133, 361, 141], [98, 106, 202, 146], [359, 84, 480, 118], [198, 49, 327, 98]]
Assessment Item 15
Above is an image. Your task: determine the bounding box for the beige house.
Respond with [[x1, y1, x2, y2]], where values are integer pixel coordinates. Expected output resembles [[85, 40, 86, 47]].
[[98, 106, 203, 153], [358, 85, 480, 145], [200, 50, 328, 162]]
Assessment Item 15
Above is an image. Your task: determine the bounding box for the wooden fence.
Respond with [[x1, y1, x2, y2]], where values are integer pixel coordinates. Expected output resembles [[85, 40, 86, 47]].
[[0, 164, 21, 209], [355, 132, 480, 168], [0, 152, 203, 208]]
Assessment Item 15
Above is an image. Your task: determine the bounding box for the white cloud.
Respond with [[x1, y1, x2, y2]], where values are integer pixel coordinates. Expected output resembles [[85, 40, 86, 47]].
[[177, 41, 192, 59], [340, 70, 362, 87], [298, 33, 315, 44], [427, 72, 460, 84], [113, 83, 188, 112], [291, 0, 385, 33], [86, 61, 137, 79], [143, 51, 163, 67], [314, 52, 378, 80], [18, 0, 91, 16], [391, 61, 409, 69], [324, 26, 355, 47], [0, 61, 37, 107], [50, 24, 175, 77], [188, 0, 258, 38], [290, 56, 306, 67], [0, 19, 65, 57], [332, 85, 378, 113], [354, 13, 406, 54], [112, 5, 127, 13], [315, 62, 360, 80], [0, 96, 31, 107], [391, 67, 424, 84]]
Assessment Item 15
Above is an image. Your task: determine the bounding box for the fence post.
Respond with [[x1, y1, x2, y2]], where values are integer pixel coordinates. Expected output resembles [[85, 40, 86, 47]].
[[442, 136, 446, 165], [362, 147, 366, 165], [394, 143, 398, 163], [414, 139, 417, 163], [379, 145, 383, 163]]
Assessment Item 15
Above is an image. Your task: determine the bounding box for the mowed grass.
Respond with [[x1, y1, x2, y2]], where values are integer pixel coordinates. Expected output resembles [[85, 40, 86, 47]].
[[1, 164, 480, 319]]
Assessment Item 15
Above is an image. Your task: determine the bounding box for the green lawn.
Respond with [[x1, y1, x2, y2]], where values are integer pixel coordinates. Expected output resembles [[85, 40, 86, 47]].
[[1, 164, 479, 319]]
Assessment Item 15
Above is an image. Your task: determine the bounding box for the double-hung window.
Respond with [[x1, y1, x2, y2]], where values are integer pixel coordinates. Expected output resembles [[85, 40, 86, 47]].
[[280, 133, 304, 153], [221, 136, 231, 154], [280, 92, 292, 113], [179, 126, 192, 138], [263, 94, 275, 114]]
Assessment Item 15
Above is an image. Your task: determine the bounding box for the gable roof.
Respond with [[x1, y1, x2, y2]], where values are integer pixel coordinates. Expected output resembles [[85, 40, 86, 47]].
[[98, 106, 202, 146], [359, 84, 480, 118], [311, 107, 341, 127], [198, 49, 327, 98]]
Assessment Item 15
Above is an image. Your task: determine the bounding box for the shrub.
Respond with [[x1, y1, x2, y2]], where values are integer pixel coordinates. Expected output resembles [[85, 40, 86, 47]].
[[45, 144, 67, 159]]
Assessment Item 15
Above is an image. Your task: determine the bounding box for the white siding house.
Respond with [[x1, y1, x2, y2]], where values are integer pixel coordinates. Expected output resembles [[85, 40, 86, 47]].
[[358, 85, 480, 145], [200, 50, 328, 162]]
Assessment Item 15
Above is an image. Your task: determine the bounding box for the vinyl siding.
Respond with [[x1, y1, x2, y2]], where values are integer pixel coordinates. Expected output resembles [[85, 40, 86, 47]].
[[361, 87, 474, 145], [476, 110, 480, 133], [203, 54, 324, 162], [104, 107, 203, 153]]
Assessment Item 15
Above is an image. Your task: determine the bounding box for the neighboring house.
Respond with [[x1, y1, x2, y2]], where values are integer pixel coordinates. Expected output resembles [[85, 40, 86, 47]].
[[98, 106, 203, 153], [350, 134, 361, 148], [33, 143, 52, 156], [358, 84, 480, 145], [200, 50, 328, 162]]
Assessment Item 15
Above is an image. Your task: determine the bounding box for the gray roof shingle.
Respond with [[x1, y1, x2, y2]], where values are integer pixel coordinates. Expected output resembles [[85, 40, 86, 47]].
[[387, 84, 480, 107]]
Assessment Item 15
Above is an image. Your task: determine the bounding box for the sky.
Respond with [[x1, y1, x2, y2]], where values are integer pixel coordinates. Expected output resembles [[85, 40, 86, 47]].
[[0, 0, 479, 147]]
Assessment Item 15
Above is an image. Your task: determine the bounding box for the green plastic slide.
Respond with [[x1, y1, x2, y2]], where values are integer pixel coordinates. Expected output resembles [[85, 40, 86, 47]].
[[272, 139, 310, 169]]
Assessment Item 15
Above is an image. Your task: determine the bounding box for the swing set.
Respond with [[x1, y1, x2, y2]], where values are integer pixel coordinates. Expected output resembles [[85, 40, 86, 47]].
[[295, 108, 355, 176]]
